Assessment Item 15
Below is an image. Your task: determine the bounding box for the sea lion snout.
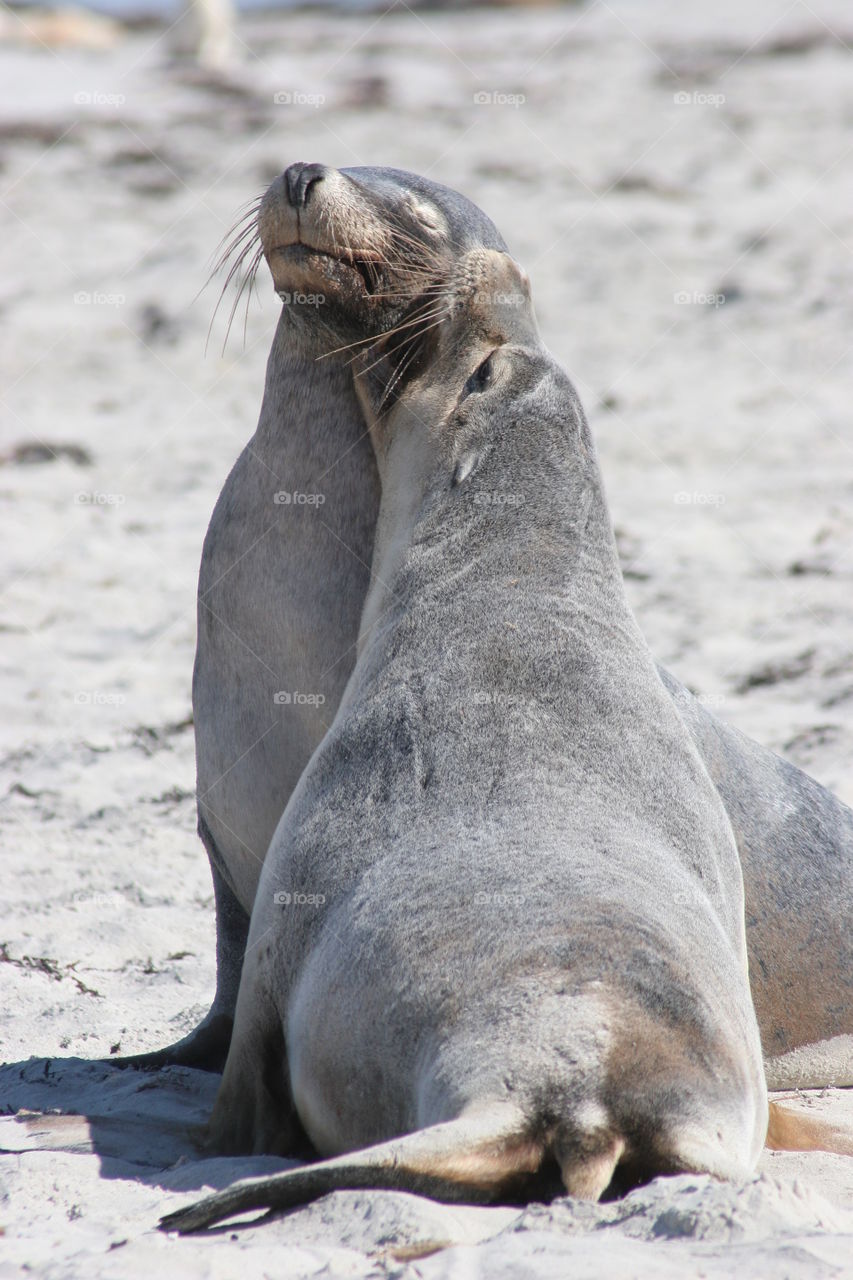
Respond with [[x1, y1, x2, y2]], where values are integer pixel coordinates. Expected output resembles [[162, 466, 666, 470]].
[[257, 164, 391, 309], [282, 161, 329, 209], [257, 163, 461, 327]]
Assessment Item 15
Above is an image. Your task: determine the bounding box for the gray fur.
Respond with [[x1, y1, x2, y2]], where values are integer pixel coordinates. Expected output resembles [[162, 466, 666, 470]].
[[658, 669, 853, 1085], [124, 166, 506, 1069], [131, 165, 852, 1083], [161, 250, 766, 1231]]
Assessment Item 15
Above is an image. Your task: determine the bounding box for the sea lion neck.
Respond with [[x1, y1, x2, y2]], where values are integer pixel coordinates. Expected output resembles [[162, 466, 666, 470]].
[[356, 393, 632, 669], [252, 312, 368, 465]]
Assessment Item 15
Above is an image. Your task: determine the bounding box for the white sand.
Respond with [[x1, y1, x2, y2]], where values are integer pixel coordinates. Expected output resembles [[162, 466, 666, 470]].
[[1, 0, 852, 1274]]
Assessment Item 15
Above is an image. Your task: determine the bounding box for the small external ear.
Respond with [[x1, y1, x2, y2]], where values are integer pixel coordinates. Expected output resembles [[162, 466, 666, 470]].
[[453, 451, 480, 487]]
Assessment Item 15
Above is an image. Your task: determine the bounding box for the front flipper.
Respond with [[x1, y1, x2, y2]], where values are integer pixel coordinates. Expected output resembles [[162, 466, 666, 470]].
[[106, 829, 249, 1073]]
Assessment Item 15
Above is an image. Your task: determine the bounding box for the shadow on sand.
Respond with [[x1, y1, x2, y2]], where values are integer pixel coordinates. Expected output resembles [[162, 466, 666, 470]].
[[0, 1055, 298, 1192]]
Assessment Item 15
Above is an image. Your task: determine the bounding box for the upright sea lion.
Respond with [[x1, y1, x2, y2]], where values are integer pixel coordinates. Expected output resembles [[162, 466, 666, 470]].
[[126, 164, 853, 1087], [161, 246, 767, 1233], [124, 166, 509, 1071]]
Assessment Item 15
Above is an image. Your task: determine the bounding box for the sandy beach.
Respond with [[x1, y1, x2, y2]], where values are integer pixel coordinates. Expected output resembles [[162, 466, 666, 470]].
[[2, 0, 853, 1273]]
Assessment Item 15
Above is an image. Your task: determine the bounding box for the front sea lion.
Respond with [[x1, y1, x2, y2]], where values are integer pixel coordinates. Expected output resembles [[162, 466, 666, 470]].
[[126, 164, 853, 1087], [161, 246, 766, 1233]]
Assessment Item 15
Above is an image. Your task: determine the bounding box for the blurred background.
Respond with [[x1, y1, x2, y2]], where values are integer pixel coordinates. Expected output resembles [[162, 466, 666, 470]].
[[2, 0, 852, 1053]]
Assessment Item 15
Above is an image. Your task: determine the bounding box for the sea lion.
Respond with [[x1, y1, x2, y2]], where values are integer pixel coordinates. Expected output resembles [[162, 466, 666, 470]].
[[126, 164, 853, 1088], [161, 246, 766, 1233], [121, 166, 509, 1071], [657, 675, 853, 1088]]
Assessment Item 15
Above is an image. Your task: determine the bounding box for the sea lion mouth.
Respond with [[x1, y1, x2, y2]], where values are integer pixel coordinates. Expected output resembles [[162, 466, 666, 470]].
[[266, 243, 384, 300]]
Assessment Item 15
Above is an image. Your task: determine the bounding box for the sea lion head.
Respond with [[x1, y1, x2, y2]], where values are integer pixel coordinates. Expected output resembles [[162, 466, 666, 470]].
[[356, 244, 540, 432], [219, 163, 508, 357], [352, 247, 604, 648], [356, 245, 592, 497]]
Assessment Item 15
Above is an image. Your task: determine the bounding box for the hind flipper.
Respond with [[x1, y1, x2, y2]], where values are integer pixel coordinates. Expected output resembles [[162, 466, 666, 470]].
[[766, 1097, 853, 1155], [160, 1104, 539, 1234], [556, 1133, 626, 1200]]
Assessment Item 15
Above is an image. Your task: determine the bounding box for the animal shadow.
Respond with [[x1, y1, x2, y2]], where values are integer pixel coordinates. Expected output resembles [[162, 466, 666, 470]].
[[0, 1055, 296, 1192]]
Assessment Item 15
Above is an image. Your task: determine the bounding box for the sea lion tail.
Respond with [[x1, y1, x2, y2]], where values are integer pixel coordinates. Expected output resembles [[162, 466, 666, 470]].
[[159, 1104, 545, 1235], [766, 1100, 853, 1156]]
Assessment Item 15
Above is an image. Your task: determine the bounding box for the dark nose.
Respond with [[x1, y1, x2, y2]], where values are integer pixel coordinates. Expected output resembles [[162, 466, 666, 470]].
[[283, 162, 329, 209]]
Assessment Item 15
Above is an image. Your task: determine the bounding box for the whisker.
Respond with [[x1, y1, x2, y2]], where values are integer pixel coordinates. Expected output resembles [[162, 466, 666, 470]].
[[367, 312, 452, 420], [206, 198, 263, 274], [206, 237, 260, 352], [242, 245, 265, 347], [345, 305, 449, 367], [318, 298, 447, 361], [195, 221, 258, 313], [212, 218, 260, 271], [366, 285, 449, 300], [223, 243, 265, 355], [356, 309, 450, 381], [377, 343, 420, 410], [198, 193, 268, 354], [206, 237, 259, 354]]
